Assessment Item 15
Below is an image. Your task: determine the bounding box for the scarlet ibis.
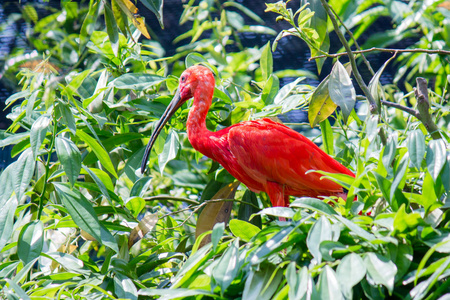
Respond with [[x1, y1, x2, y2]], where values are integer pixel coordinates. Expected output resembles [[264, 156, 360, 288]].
[[141, 65, 355, 207]]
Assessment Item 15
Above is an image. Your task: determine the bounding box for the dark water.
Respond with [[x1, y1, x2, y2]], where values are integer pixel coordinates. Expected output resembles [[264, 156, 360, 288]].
[[0, 0, 414, 168]]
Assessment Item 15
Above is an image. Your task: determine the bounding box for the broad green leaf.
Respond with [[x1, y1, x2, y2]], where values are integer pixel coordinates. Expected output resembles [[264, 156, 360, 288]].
[[328, 60, 356, 123], [0, 132, 29, 148], [125, 196, 145, 218], [320, 119, 334, 155], [334, 215, 376, 242], [336, 253, 366, 299], [185, 52, 208, 68], [255, 207, 295, 219], [140, 0, 164, 28], [317, 265, 344, 300], [81, 166, 113, 202], [76, 130, 118, 178], [229, 219, 261, 242], [211, 222, 225, 252], [112, 73, 165, 91], [390, 154, 409, 201], [171, 244, 212, 288], [30, 115, 50, 159], [260, 41, 273, 81], [63, 69, 92, 98], [26, 90, 38, 122], [111, 0, 128, 37], [364, 252, 397, 294], [114, 272, 138, 300], [130, 176, 153, 198], [0, 198, 18, 252], [43, 252, 89, 275], [420, 172, 440, 214], [250, 226, 295, 265], [104, 3, 119, 57], [404, 129, 423, 171], [55, 136, 82, 187], [212, 238, 240, 294], [309, 75, 337, 127], [365, 115, 379, 142], [243, 264, 283, 300], [18, 220, 44, 264], [158, 131, 180, 175], [54, 182, 102, 242], [306, 216, 332, 262], [426, 139, 446, 182], [290, 197, 337, 215], [286, 264, 309, 300], [13, 148, 35, 201]]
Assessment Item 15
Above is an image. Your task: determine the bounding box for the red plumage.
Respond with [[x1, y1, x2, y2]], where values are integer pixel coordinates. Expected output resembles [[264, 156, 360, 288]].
[[141, 65, 355, 207]]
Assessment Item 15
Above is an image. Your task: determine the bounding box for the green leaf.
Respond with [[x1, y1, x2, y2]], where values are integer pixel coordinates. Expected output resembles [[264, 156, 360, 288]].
[[112, 73, 165, 91], [368, 54, 396, 110], [255, 207, 295, 219], [140, 0, 164, 28], [407, 129, 425, 170], [364, 252, 397, 294], [336, 253, 366, 299], [250, 226, 295, 265], [104, 2, 119, 57], [328, 60, 356, 123], [306, 216, 332, 262], [56, 102, 76, 135], [125, 196, 145, 218], [260, 41, 273, 81], [13, 148, 35, 201], [243, 264, 283, 300], [309, 75, 337, 127], [114, 272, 138, 300], [139, 289, 217, 299], [0, 164, 14, 205], [334, 215, 376, 242], [426, 139, 446, 182], [273, 77, 303, 104], [54, 182, 102, 242], [261, 74, 279, 105], [4, 278, 31, 300], [171, 244, 212, 288], [55, 136, 82, 187], [158, 131, 180, 175], [382, 134, 397, 173], [76, 130, 118, 178], [317, 265, 344, 300], [286, 264, 309, 300], [82, 166, 113, 203], [290, 197, 337, 215], [212, 238, 240, 294], [320, 119, 334, 155], [308, 0, 329, 73], [79, 0, 99, 52], [238, 190, 262, 228], [211, 222, 225, 252], [18, 220, 44, 264], [229, 219, 261, 243], [30, 115, 50, 159], [0, 198, 18, 252]]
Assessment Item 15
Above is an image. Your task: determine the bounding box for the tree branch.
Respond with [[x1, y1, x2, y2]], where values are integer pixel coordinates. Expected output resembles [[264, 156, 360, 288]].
[[381, 100, 420, 118], [309, 47, 450, 61], [414, 78, 442, 140]]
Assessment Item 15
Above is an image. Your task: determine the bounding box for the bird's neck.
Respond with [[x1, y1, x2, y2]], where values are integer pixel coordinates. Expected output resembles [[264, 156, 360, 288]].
[[186, 84, 215, 157]]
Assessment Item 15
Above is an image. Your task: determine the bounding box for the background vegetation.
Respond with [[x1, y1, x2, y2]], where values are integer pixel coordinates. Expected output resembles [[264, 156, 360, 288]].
[[0, 0, 449, 299]]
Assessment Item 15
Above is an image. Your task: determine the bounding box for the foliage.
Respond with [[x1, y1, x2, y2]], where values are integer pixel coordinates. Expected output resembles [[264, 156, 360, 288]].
[[0, 0, 450, 299]]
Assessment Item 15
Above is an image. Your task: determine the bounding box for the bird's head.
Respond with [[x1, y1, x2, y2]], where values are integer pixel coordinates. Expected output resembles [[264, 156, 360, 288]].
[[140, 65, 215, 173]]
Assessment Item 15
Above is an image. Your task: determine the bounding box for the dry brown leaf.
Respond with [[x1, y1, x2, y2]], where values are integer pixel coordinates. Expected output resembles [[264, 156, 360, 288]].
[[128, 212, 158, 249], [195, 181, 240, 248]]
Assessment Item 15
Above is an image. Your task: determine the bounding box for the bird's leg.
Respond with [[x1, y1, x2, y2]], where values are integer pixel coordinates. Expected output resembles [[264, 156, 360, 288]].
[[266, 181, 285, 207]]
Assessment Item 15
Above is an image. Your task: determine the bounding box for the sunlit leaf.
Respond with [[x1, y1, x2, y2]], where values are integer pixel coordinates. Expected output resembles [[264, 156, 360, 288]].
[[317, 265, 343, 300], [13, 148, 35, 201], [55, 136, 81, 187], [426, 139, 446, 182], [128, 212, 158, 249], [261, 41, 273, 81], [158, 130, 180, 175], [308, 75, 337, 127], [30, 115, 50, 159], [229, 219, 261, 242], [336, 253, 366, 299], [328, 60, 356, 123], [18, 220, 44, 264], [364, 252, 397, 294]]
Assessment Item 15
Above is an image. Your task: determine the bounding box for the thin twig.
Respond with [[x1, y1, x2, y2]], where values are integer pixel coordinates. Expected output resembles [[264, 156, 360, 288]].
[[328, 5, 374, 75], [144, 195, 200, 205], [309, 47, 450, 61], [381, 100, 420, 118]]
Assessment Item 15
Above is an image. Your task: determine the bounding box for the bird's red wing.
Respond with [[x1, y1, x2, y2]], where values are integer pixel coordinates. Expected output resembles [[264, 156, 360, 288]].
[[227, 119, 353, 194]]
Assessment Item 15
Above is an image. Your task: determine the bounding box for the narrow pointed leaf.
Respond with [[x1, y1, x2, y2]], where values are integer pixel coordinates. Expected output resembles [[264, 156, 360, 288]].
[[318, 265, 344, 300], [76, 130, 118, 178], [0, 198, 18, 252], [426, 139, 446, 182], [30, 115, 50, 159], [104, 3, 119, 57], [13, 148, 35, 201], [158, 131, 180, 175], [140, 0, 164, 28], [336, 253, 366, 299], [261, 41, 273, 81], [55, 136, 82, 187]]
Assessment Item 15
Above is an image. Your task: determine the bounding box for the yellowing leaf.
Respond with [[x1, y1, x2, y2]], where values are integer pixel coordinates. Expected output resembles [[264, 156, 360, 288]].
[[115, 0, 151, 39], [309, 75, 337, 127]]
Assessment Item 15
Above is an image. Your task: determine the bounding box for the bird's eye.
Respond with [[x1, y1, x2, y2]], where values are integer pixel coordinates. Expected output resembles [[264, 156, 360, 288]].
[[181, 76, 186, 82]]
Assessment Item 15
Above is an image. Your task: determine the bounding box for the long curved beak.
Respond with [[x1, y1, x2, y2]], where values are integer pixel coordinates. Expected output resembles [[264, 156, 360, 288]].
[[141, 88, 183, 174]]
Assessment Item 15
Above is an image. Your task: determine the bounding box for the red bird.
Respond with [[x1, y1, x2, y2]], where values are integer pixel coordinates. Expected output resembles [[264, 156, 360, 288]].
[[141, 65, 355, 207]]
